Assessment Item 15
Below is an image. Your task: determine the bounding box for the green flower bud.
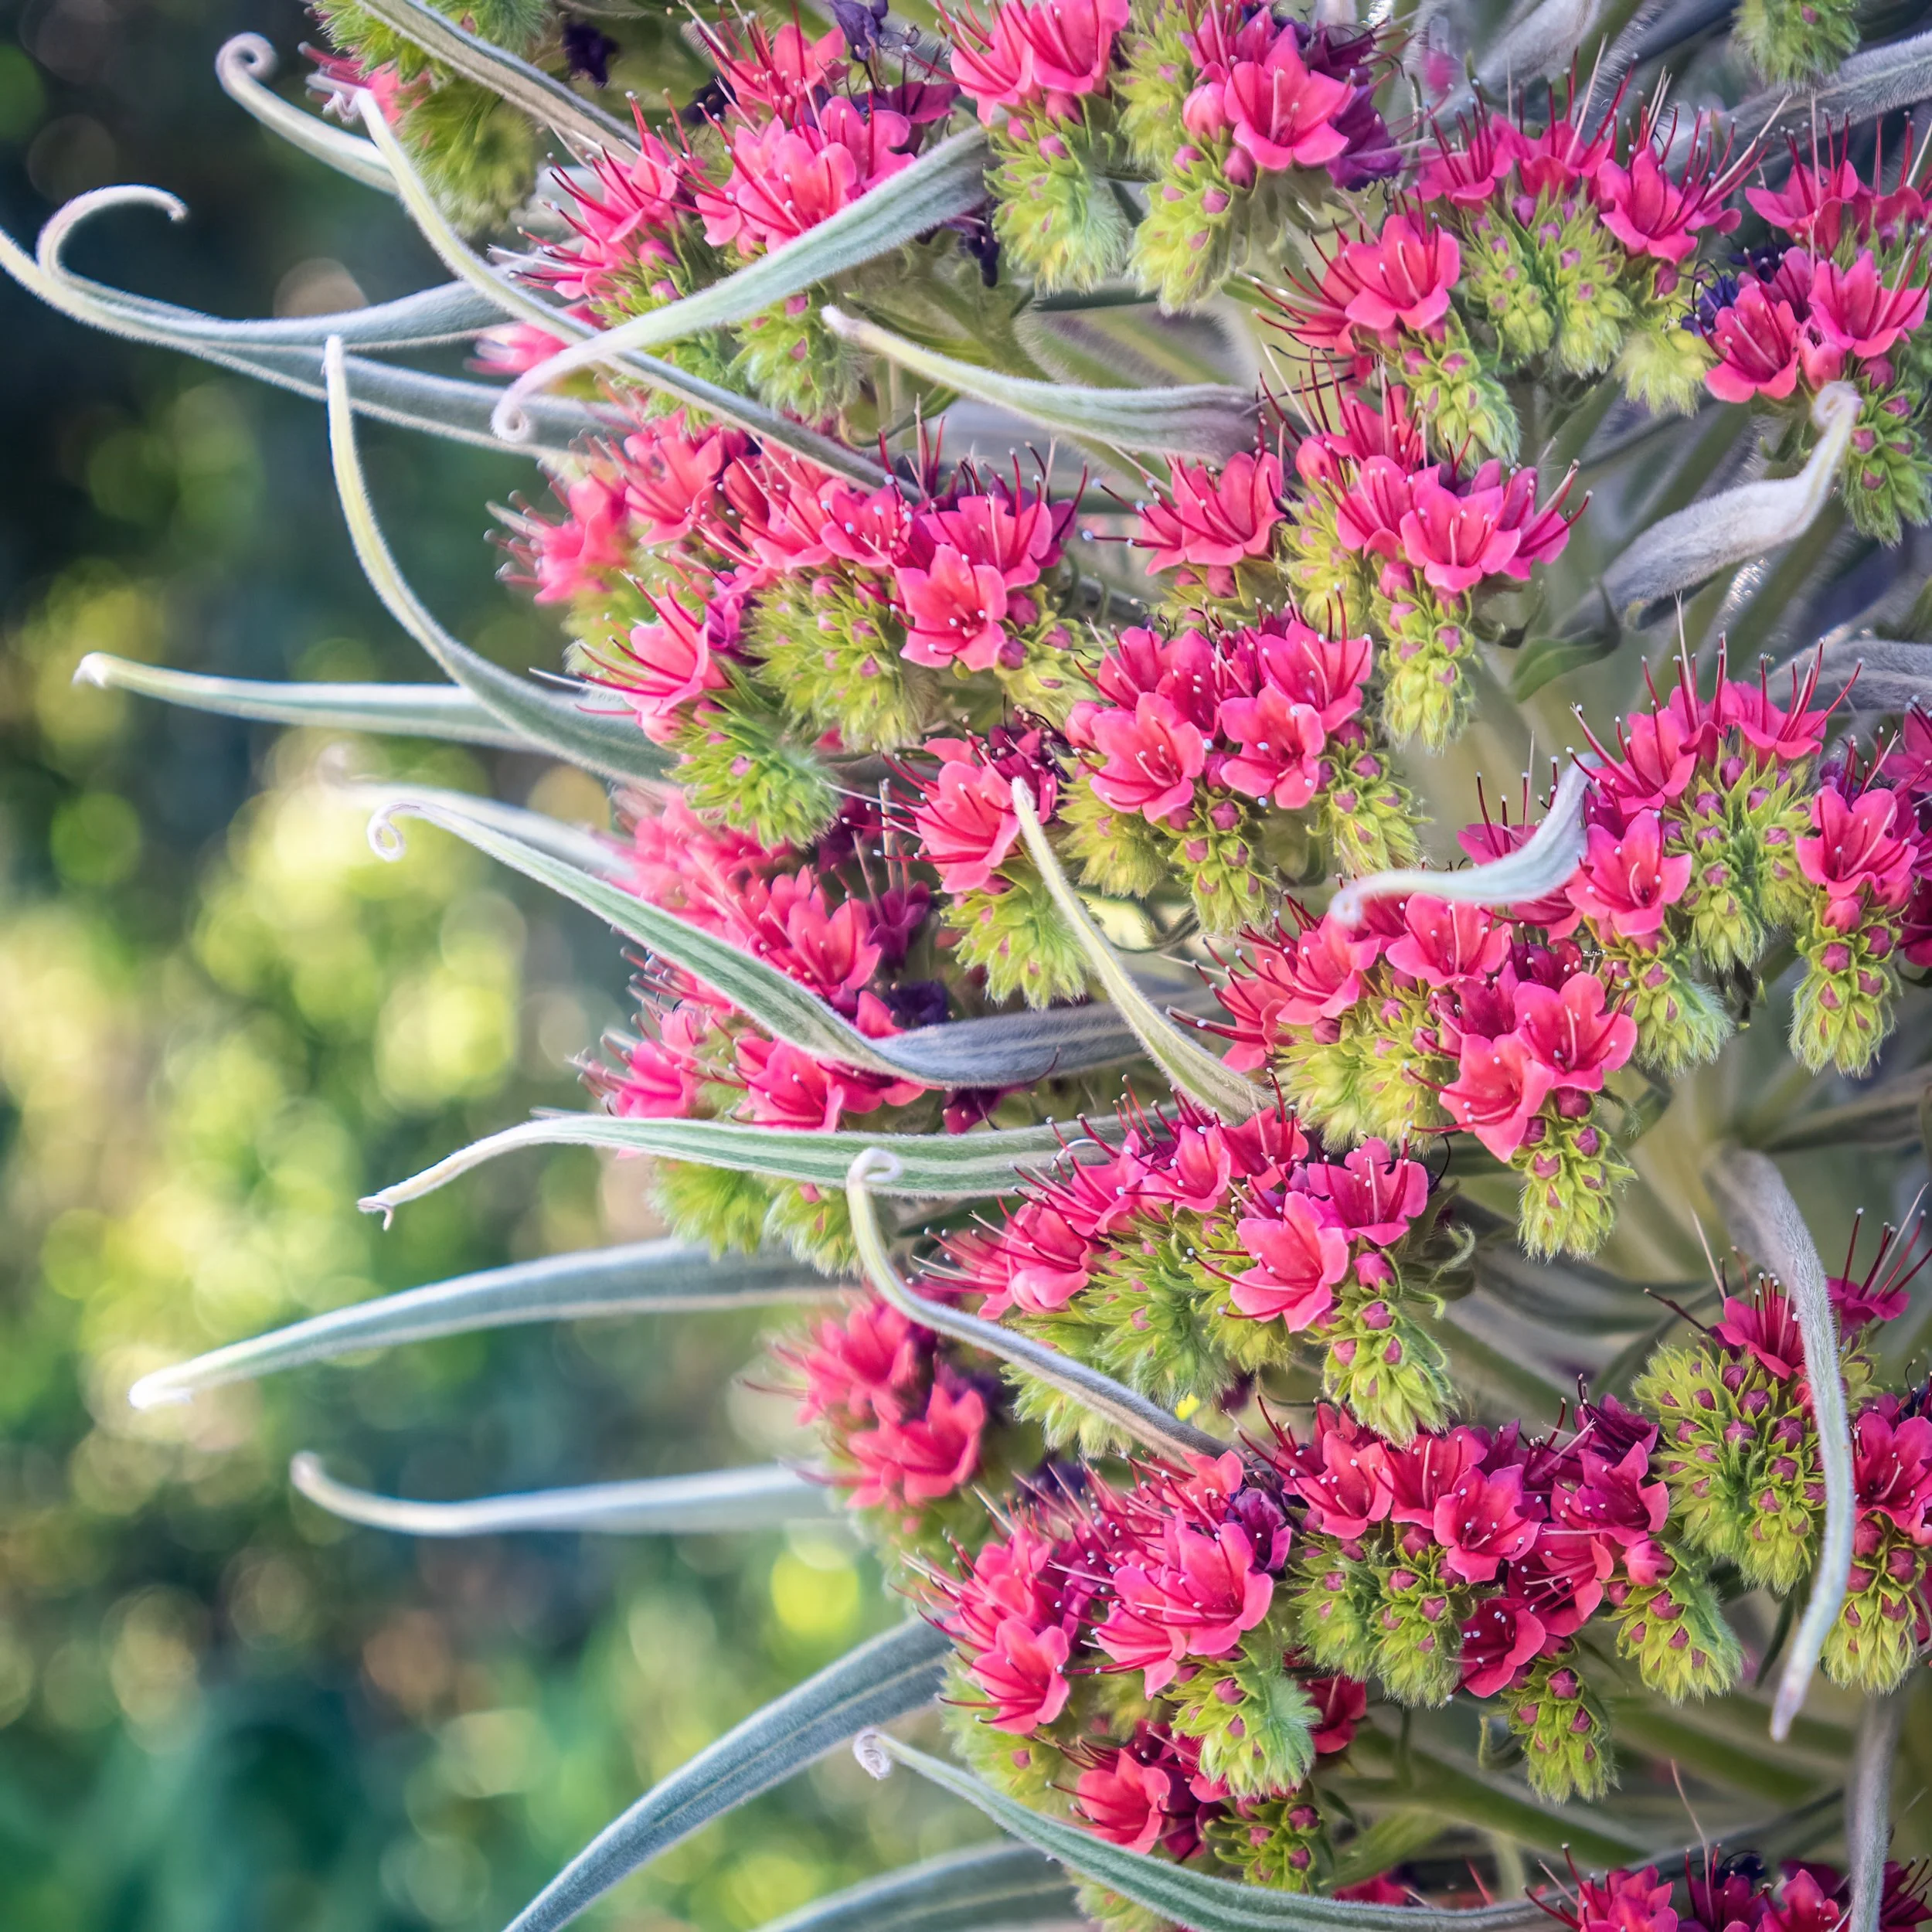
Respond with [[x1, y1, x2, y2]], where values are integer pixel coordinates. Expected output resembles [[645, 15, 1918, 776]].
[[1512, 1107, 1634, 1260], [1791, 910, 1900, 1077], [1460, 207, 1554, 366], [403, 77, 539, 233], [1526, 197, 1633, 378], [1379, 593, 1476, 750], [942, 1657, 1071, 1808], [1737, 0, 1859, 83], [991, 116, 1131, 295], [1599, 937, 1732, 1075], [733, 294, 866, 421], [1130, 143, 1243, 315], [652, 1158, 776, 1256], [1617, 301, 1714, 417], [1167, 1625, 1317, 1798], [1842, 391, 1932, 546], [944, 861, 1094, 1009], [1507, 1650, 1614, 1804], [1369, 1545, 1464, 1706], [1609, 1556, 1742, 1702], [763, 1180, 858, 1270], [1117, 5, 1195, 168], [746, 574, 930, 750], [1289, 1534, 1379, 1680], [1321, 1298, 1453, 1447], [1399, 315, 1518, 463], [1824, 1550, 1924, 1694], [673, 700, 839, 846], [1176, 801, 1273, 934], [1074, 1882, 1177, 1932], [1060, 780, 1179, 899], [1204, 1794, 1328, 1890], [1313, 729, 1424, 878]]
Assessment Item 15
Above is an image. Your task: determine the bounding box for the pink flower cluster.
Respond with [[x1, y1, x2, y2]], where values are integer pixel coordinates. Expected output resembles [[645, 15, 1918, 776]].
[[1552, 1857, 1929, 1932], [1060, 613, 1372, 827], [790, 1300, 989, 1511], [1282, 1393, 1680, 1697], [944, 0, 1128, 128], [939, 1098, 1429, 1338], [1296, 383, 1579, 598], [1693, 142, 1930, 403], [1287, 209, 1464, 360], [938, 1451, 1362, 1855], [1215, 893, 1636, 1164]]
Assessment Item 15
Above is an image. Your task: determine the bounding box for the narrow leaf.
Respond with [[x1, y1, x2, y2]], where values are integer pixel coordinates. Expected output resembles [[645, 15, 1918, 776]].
[[129, 1239, 843, 1408], [74, 655, 529, 750], [216, 33, 394, 193], [350, 0, 635, 152], [369, 791, 1150, 1087], [360, 1115, 1111, 1219], [497, 129, 991, 430], [346, 780, 624, 876], [845, 1149, 1226, 1462], [503, 1621, 951, 1932], [757, 1845, 1077, 1932], [1331, 760, 1592, 926], [1706, 1148, 1854, 1741], [1602, 384, 1862, 621], [1845, 1685, 1908, 1932], [854, 1735, 1560, 1932], [821, 307, 1260, 461], [352, 94, 893, 488], [1733, 27, 1932, 141], [1754, 1073, 1927, 1152], [324, 336, 674, 784], [291, 1452, 831, 1534], [1012, 782, 1261, 1120]]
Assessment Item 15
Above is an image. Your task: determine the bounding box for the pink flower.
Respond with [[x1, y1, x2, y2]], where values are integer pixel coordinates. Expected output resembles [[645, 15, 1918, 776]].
[[848, 1378, 986, 1504], [992, 1199, 1097, 1316], [1382, 1428, 1482, 1526], [1748, 147, 1867, 247], [1136, 451, 1284, 573], [1713, 1288, 1804, 1380], [1440, 1034, 1556, 1159], [1398, 471, 1521, 594], [1251, 617, 1371, 730], [1460, 1595, 1547, 1696], [1556, 1441, 1668, 1547], [1217, 686, 1327, 808], [1433, 1465, 1540, 1583], [697, 98, 913, 255], [726, 869, 883, 1006], [1332, 453, 1417, 560], [896, 546, 1013, 670], [1308, 1673, 1368, 1752], [528, 472, 634, 605], [912, 755, 1022, 893], [1808, 250, 1930, 360], [1385, 894, 1512, 988], [1852, 1410, 1932, 1542], [1798, 786, 1915, 927], [1511, 973, 1635, 1092], [795, 1301, 923, 1425], [1155, 1520, 1277, 1653], [1342, 213, 1460, 334], [945, 0, 1128, 122], [947, 1524, 1061, 1650], [1416, 110, 1522, 206], [1287, 1408, 1392, 1537], [1217, 34, 1351, 173], [1089, 694, 1208, 824], [1230, 1193, 1350, 1326], [604, 593, 730, 734], [971, 1617, 1072, 1731], [1703, 282, 1802, 403], [1566, 812, 1692, 940], [1300, 1138, 1429, 1247], [1595, 123, 1742, 265], [619, 418, 736, 546], [607, 1018, 707, 1121], [1074, 1751, 1171, 1852]]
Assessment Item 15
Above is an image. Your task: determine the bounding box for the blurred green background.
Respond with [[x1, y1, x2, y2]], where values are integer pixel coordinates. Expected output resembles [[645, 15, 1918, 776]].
[[0, 5, 971, 1925]]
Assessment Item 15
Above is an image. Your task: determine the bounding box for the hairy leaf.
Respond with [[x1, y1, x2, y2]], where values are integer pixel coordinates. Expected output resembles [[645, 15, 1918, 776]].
[[495, 130, 991, 428], [1845, 1685, 1907, 1932], [503, 1621, 951, 1932], [216, 34, 395, 192], [361, 1115, 1110, 1218], [756, 1845, 1077, 1932], [130, 1240, 843, 1406], [290, 1453, 831, 1534], [821, 308, 1260, 460], [855, 1735, 1564, 1932]]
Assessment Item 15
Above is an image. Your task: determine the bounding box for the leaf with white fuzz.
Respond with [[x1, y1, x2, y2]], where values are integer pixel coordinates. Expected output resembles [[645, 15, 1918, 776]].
[[129, 1239, 842, 1407], [216, 35, 394, 192], [1733, 27, 1932, 140], [361, 1115, 1114, 1219], [289, 1454, 831, 1535], [501, 1621, 951, 1932], [754, 1845, 1077, 1932], [1706, 1148, 1855, 1742], [820, 308, 1261, 461], [1601, 384, 1863, 623], [1011, 781, 1262, 1119], [845, 1148, 1226, 1462], [494, 130, 991, 437], [1329, 761, 1592, 927]]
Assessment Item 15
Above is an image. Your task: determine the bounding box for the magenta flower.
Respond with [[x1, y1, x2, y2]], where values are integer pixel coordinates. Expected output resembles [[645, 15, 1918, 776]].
[[1214, 32, 1351, 174], [1074, 1751, 1172, 1852], [1459, 1594, 1548, 1696], [1342, 213, 1460, 333], [1136, 451, 1284, 573], [1385, 894, 1512, 988], [848, 1378, 987, 1505], [1594, 122, 1742, 264], [1397, 471, 1522, 594], [971, 1616, 1073, 1732], [1216, 685, 1327, 809], [1089, 694, 1209, 824], [1154, 1520, 1277, 1654], [1440, 1034, 1556, 1159], [1230, 1193, 1350, 1327], [1300, 1139, 1429, 1247], [1332, 453, 1417, 560], [912, 755, 1022, 893], [1511, 973, 1635, 1092], [1798, 786, 1915, 927], [529, 472, 634, 605], [1566, 813, 1692, 940], [617, 418, 737, 547], [794, 1301, 923, 1426], [1251, 617, 1371, 730], [1808, 251, 1930, 360], [697, 97, 913, 255], [1432, 1465, 1540, 1583], [896, 546, 1013, 670], [1703, 282, 1803, 403], [607, 593, 730, 734]]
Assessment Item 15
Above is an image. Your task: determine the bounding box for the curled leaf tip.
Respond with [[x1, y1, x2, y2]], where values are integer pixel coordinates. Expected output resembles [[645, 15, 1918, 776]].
[[72, 652, 112, 689], [1331, 760, 1592, 927], [359, 1193, 398, 1227], [126, 1369, 192, 1411], [852, 1730, 894, 1780], [366, 804, 412, 862]]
